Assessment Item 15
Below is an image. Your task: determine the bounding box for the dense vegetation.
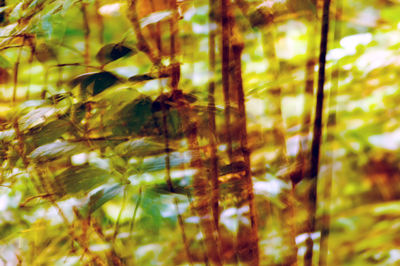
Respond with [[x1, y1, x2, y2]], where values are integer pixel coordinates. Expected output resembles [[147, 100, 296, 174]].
[[1, 0, 400, 265]]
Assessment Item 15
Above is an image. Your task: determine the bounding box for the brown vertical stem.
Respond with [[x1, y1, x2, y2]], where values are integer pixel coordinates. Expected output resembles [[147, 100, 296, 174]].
[[174, 197, 193, 266], [41, 67, 49, 99], [304, 0, 331, 265], [149, 0, 162, 56], [127, 0, 220, 263], [94, 0, 104, 44], [221, 0, 233, 162], [169, 0, 178, 61], [25, 38, 35, 100], [169, 0, 180, 90], [183, 113, 222, 265], [231, 37, 260, 266], [185, 195, 210, 266], [208, 0, 220, 231], [12, 38, 24, 103], [234, 3, 297, 262], [127, 0, 160, 65], [160, 95, 193, 266], [81, 1, 90, 72]]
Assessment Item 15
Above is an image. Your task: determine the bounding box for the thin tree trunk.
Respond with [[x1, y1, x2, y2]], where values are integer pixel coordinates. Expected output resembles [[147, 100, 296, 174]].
[[208, 0, 220, 231], [221, 0, 233, 162], [168, 2, 219, 263], [319, 1, 341, 265], [182, 110, 223, 265], [161, 102, 193, 265], [169, 0, 180, 90], [230, 29, 260, 266], [304, 0, 331, 265]]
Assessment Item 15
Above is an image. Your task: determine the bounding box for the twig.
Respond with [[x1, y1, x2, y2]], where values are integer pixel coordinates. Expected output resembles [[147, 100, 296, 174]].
[[129, 187, 142, 234], [112, 186, 127, 242]]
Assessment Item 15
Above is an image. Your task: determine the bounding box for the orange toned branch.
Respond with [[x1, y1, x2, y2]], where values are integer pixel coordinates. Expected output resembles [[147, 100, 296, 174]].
[[127, 0, 161, 65]]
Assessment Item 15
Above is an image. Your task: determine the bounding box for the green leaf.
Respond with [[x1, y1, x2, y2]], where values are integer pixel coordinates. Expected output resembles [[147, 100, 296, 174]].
[[0, 55, 11, 69], [150, 179, 189, 195], [54, 165, 111, 195], [0, 129, 15, 142], [139, 190, 163, 233], [128, 74, 156, 82], [111, 96, 153, 136], [80, 184, 123, 216], [0, 222, 17, 240], [18, 107, 57, 132], [116, 138, 169, 158], [9, 2, 23, 21], [140, 10, 173, 28], [28, 0, 46, 9], [96, 43, 136, 65], [30, 141, 84, 162], [70, 71, 121, 96], [132, 152, 191, 173], [167, 109, 183, 138], [29, 119, 71, 146]]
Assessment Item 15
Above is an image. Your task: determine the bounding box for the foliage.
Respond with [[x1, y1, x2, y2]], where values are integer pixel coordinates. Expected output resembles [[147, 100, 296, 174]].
[[0, 0, 400, 265]]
